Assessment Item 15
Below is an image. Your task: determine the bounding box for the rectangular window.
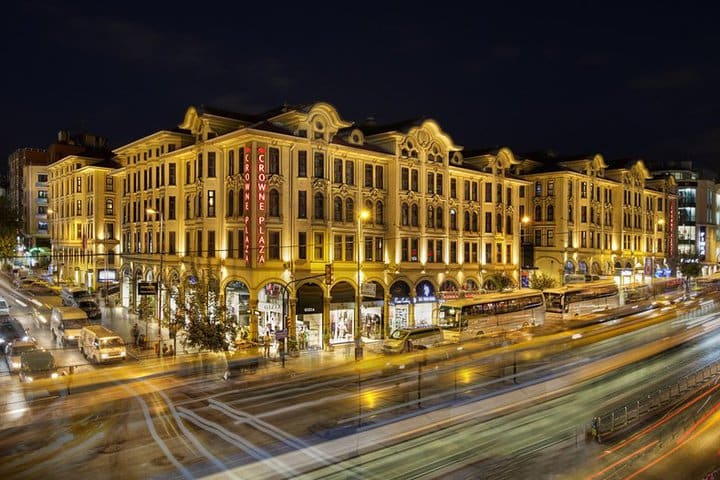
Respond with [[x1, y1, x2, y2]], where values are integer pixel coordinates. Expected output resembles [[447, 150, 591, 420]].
[[581, 182, 587, 198], [269, 148, 280, 175], [333, 158, 343, 183], [364, 164, 373, 187], [334, 235, 343, 261], [207, 231, 216, 257], [485, 183, 492, 202], [196, 231, 203, 256], [411, 170, 419, 192], [105, 199, 113, 216], [345, 160, 354, 185], [375, 165, 383, 189], [314, 232, 324, 260], [185, 161, 191, 184], [105, 176, 113, 192], [485, 243, 492, 264], [197, 153, 203, 179], [298, 232, 307, 260], [76, 177, 82, 193], [76, 200, 82, 216], [450, 179, 457, 198], [450, 241, 457, 263], [168, 196, 176, 220], [464, 180, 470, 201], [401, 168, 409, 190], [313, 152, 324, 179], [269, 231, 280, 259], [374, 236, 383, 262], [298, 151, 307, 177], [519, 185, 525, 198], [226, 231, 233, 258], [427, 172, 435, 194], [547, 229, 554, 247], [496, 243, 502, 263], [298, 191, 307, 218], [207, 152, 216, 177], [238, 230, 244, 259], [411, 238, 419, 262], [345, 234, 354, 262], [228, 150, 235, 176], [185, 231, 191, 256], [485, 212, 492, 233], [436, 174, 444, 195], [207, 190, 216, 217]]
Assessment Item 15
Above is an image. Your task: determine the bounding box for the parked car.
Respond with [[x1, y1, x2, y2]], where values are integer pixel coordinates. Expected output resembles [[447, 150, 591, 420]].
[[5, 338, 39, 372], [60, 287, 90, 307], [382, 326, 446, 354], [76, 298, 102, 321], [50, 307, 90, 347]]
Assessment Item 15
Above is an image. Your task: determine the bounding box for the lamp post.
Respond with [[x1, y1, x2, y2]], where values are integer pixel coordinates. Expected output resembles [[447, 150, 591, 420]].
[[355, 208, 371, 361], [146, 208, 164, 357], [520, 215, 530, 287]]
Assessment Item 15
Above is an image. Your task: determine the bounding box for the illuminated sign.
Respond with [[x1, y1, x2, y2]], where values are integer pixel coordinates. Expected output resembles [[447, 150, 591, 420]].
[[256, 146, 266, 264], [243, 147, 251, 262]]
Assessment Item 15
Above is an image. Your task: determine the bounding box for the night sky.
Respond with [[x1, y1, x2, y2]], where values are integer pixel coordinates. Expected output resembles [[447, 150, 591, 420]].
[[3, 2, 720, 175]]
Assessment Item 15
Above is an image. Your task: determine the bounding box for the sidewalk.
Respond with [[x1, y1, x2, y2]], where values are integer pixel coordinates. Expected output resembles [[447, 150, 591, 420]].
[[98, 301, 385, 375]]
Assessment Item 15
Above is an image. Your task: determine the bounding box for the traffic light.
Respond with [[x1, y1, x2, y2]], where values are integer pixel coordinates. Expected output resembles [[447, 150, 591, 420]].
[[325, 263, 333, 284]]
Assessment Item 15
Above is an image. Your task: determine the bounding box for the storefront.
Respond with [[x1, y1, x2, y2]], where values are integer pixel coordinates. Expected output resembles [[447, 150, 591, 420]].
[[257, 283, 285, 334], [414, 280, 437, 326], [225, 280, 251, 329], [329, 282, 355, 345], [296, 283, 323, 350], [389, 280, 411, 331]]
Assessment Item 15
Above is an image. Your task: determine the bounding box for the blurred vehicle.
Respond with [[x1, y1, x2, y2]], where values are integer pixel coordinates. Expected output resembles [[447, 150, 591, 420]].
[[61, 287, 90, 307], [5, 338, 39, 372], [19, 349, 67, 400], [79, 325, 126, 364], [382, 326, 445, 354], [76, 298, 101, 321], [0, 296, 10, 315], [50, 307, 90, 347], [0, 317, 29, 353], [14, 277, 40, 291]]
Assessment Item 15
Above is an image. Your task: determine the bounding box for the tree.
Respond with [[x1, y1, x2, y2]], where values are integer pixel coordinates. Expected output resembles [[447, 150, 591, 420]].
[[182, 278, 239, 352], [484, 273, 516, 291], [0, 196, 21, 268], [678, 256, 702, 289], [530, 272, 558, 291], [0, 234, 16, 267]]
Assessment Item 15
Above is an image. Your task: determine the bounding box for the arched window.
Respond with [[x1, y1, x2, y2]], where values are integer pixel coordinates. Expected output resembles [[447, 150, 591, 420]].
[[227, 189, 234, 217], [401, 202, 409, 226], [464, 211, 470, 231], [427, 206, 435, 228], [411, 204, 419, 227], [314, 192, 325, 220], [345, 198, 354, 223], [333, 196, 343, 222], [185, 196, 192, 219], [547, 205, 554, 221], [269, 189, 280, 217], [375, 201, 384, 225], [450, 209, 457, 230], [534, 204, 542, 222], [472, 212, 479, 232]]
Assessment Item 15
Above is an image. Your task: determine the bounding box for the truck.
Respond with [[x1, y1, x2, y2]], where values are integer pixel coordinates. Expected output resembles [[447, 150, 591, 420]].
[[79, 325, 127, 364]]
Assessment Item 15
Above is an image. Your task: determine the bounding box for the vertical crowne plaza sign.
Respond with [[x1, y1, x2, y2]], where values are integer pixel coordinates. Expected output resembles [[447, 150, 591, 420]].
[[243, 147, 252, 262], [243, 145, 268, 265], [256, 146, 267, 264]]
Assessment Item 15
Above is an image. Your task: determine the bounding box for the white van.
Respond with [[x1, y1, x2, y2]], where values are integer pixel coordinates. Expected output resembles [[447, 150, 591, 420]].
[[382, 326, 445, 354], [0, 296, 10, 316], [79, 325, 126, 364], [50, 307, 90, 347]]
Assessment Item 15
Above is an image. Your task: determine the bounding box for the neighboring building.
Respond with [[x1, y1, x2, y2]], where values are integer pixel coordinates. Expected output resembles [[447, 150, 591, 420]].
[[517, 152, 676, 284], [651, 161, 718, 275], [47, 151, 121, 288], [8, 148, 50, 259]]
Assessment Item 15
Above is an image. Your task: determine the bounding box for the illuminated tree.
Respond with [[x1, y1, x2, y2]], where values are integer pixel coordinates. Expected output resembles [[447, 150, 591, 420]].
[[530, 272, 558, 290], [182, 276, 239, 352]]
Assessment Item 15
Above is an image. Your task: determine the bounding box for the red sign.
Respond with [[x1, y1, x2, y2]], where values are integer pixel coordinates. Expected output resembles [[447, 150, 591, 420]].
[[243, 147, 251, 263], [256, 146, 266, 264]]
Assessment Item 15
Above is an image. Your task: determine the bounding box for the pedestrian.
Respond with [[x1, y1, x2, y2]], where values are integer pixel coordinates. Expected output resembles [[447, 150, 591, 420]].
[[162, 344, 169, 356], [131, 323, 140, 346], [302, 327, 309, 350], [263, 330, 271, 358]]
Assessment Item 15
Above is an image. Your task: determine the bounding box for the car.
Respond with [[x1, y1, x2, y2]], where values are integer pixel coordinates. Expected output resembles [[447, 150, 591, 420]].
[[0, 317, 29, 353], [382, 326, 446, 354], [19, 349, 67, 400], [14, 277, 39, 291], [5, 338, 39, 372], [76, 298, 102, 321], [0, 296, 10, 316]]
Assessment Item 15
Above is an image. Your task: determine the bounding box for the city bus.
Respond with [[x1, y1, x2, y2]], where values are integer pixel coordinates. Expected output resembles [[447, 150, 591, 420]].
[[543, 280, 620, 319], [624, 277, 686, 306], [436, 289, 545, 342]]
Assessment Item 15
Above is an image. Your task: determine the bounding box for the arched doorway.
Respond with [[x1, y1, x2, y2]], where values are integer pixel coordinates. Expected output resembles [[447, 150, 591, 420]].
[[415, 280, 437, 326], [361, 280, 385, 339], [329, 282, 355, 345]]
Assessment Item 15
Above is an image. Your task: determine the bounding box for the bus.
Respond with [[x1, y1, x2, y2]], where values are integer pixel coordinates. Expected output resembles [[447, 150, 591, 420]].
[[624, 277, 686, 306], [544, 280, 620, 319], [436, 289, 545, 342]]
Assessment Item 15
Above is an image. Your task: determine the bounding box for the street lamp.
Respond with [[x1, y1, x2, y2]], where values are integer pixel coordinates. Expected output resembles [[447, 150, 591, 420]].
[[520, 215, 530, 287], [355, 208, 371, 361], [146, 208, 165, 357]]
